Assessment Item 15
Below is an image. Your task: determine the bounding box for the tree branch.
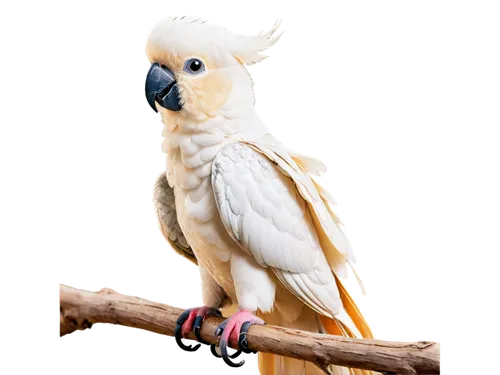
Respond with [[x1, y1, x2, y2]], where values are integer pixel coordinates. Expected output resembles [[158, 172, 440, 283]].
[[60, 284, 439, 375]]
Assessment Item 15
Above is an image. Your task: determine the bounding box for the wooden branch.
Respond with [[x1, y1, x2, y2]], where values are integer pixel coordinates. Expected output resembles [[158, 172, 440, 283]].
[[60, 284, 439, 375]]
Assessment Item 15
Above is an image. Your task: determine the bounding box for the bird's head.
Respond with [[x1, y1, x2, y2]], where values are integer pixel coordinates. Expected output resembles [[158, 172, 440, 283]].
[[145, 17, 281, 123]]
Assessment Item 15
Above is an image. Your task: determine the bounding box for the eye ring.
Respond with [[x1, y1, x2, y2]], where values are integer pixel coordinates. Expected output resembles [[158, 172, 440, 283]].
[[183, 58, 205, 75]]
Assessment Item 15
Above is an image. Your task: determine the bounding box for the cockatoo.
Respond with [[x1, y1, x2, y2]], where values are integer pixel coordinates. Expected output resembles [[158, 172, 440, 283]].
[[146, 17, 373, 375]]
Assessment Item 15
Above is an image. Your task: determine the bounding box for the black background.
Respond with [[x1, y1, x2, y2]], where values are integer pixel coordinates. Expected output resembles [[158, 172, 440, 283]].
[[56, 2, 451, 373]]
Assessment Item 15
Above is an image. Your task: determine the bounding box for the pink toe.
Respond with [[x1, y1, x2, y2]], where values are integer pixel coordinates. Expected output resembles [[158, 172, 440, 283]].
[[229, 321, 242, 344], [221, 320, 236, 344], [251, 316, 265, 325], [223, 310, 265, 345], [234, 310, 265, 324], [181, 308, 199, 337], [197, 306, 214, 317]]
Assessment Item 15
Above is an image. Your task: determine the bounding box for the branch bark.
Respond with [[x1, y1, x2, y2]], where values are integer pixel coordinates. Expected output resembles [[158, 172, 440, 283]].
[[60, 284, 439, 375]]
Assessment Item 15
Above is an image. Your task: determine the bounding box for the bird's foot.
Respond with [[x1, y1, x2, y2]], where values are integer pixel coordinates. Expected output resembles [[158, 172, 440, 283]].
[[174, 306, 222, 351], [214, 309, 264, 367]]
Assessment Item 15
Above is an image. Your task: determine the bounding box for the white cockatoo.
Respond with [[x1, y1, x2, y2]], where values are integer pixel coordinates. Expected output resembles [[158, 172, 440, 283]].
[[146, 17, 373, 375]]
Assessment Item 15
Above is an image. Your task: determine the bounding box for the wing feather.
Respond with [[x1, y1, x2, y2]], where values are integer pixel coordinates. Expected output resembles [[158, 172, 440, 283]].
[[240, 139, 365, 293], [153, 172, 197, 265], [212, 143, 343, 317]]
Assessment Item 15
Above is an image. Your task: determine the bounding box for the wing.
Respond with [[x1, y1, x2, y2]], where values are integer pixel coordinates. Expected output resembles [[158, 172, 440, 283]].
[[290, 151, 368, 297], [241, 137, 365, 294], [212, 143, 344, 317], [153, 172, 197, 265]]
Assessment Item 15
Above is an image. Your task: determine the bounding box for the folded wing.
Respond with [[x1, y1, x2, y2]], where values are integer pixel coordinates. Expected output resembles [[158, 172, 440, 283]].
[[153, 172, 197, 265], [212, 142, 345, 317]]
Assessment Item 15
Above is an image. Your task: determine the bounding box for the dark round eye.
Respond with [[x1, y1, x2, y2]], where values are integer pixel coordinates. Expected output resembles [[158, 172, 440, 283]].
[[189, 60, 201, 71], [184, 58, 205, 75]]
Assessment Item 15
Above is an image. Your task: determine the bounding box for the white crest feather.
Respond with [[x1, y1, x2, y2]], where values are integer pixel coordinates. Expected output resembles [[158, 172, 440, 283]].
[[231, 19, 283, 65], [147, 17, 283, 67], [170, 15, 207, 23]]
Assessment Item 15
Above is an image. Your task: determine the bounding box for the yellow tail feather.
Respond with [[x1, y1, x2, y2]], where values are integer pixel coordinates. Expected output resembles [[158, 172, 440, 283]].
[[257, 278, 373, 375], [335, 275, 373, 339]]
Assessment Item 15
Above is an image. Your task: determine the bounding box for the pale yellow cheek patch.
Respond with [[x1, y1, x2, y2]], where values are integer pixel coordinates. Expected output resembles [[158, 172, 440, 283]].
[[178, 69, 232, 119], [148, 52, 232, 121]]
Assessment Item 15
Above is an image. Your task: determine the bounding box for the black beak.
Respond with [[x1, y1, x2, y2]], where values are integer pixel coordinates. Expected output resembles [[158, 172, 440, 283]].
[[145, 63, 182, 112]]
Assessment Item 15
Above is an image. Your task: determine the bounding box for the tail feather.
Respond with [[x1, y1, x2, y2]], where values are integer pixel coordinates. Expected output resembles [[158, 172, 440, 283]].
[[256, 284, 379, 375], [335, 275, 373, 339]]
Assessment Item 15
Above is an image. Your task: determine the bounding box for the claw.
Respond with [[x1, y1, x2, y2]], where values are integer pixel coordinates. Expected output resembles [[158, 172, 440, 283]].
[[214, 310, 264, 368], [174, 306, 222, 347], [238, 322, 255, 354], [194, 308, 222, 345], [174, 310, 201, 352], [193, 316, 207, 344], [210, 344, 222, 358], [219, 342, 250, 368], [215, 319, 228, 337]]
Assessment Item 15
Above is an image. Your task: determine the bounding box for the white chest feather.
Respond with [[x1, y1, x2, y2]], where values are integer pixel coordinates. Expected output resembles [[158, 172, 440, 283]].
[[164, 126, 233, 257], [161, 115, 278, 312]]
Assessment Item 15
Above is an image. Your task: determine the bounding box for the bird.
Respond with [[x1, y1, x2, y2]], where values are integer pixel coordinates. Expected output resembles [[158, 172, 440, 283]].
[[145, 16, 373, 375]]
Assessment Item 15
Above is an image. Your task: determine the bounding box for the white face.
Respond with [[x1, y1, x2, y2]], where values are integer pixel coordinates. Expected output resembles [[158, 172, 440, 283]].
[[145, 17, 281, 123], [145, 18, 253, 122]]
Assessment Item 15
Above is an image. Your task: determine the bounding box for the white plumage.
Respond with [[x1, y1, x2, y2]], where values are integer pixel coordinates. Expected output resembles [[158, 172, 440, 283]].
[[148, 16, 372, 375]]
